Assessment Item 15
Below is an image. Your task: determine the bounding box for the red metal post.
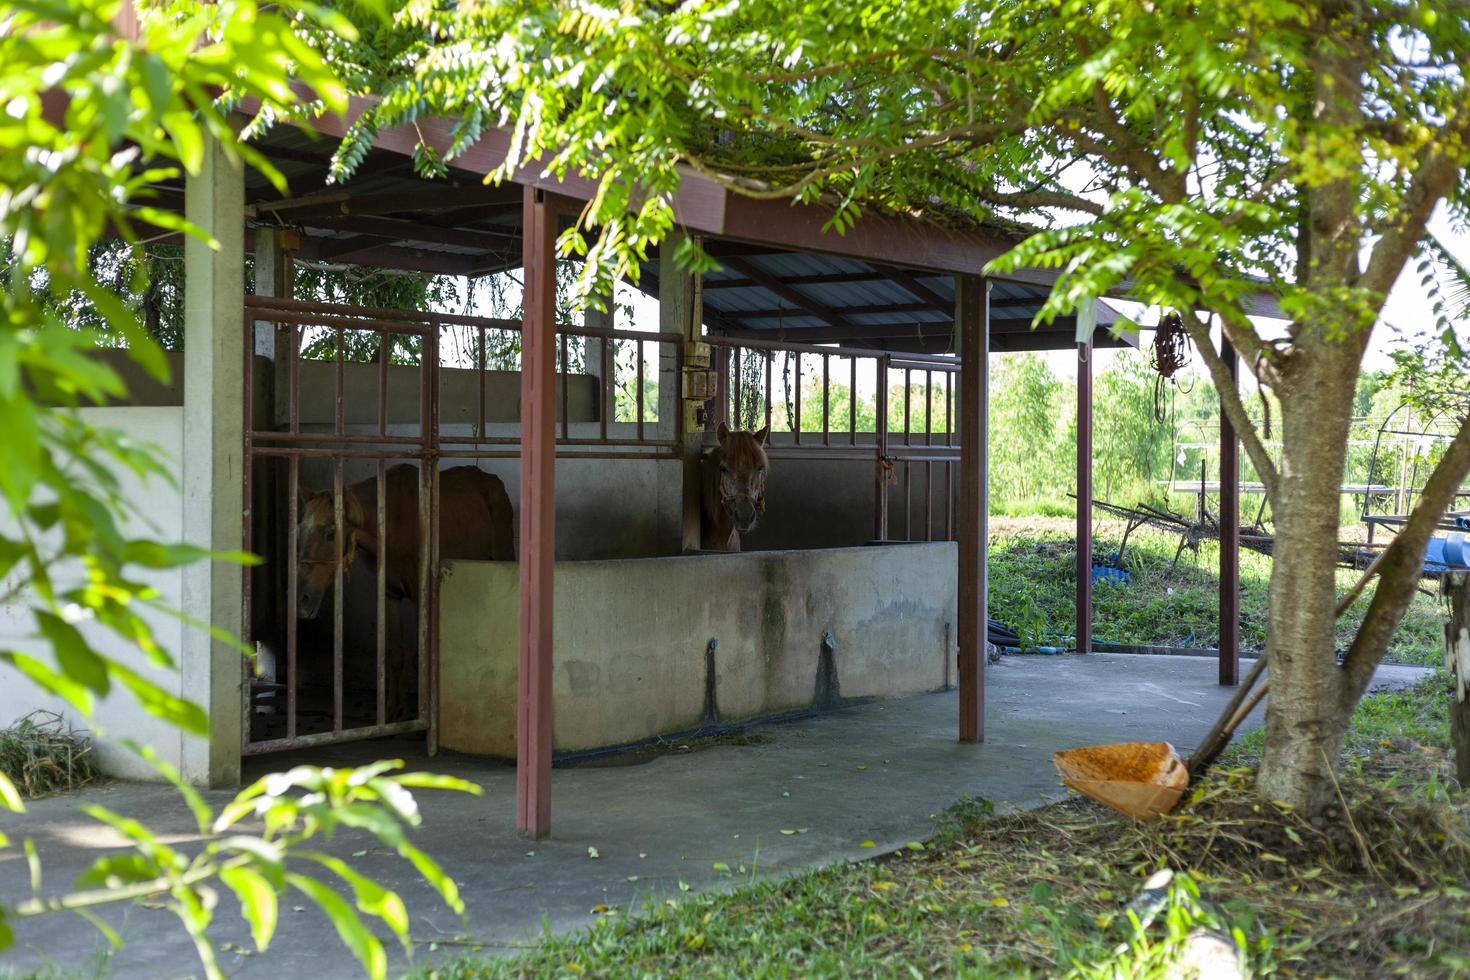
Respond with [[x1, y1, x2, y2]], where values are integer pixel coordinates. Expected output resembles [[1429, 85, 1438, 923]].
[[1076, 336, 1094, 654], [957, 276, 987, 742], [517, 187, 557, 838], [1219, 338, 1241, 685]]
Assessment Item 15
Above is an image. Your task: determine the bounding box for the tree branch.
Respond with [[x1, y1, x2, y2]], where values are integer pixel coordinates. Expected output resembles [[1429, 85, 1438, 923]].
[[1340, 411, 1470, 700], [972, 186, 1105, 216], [1178, 312, 1280, 500]]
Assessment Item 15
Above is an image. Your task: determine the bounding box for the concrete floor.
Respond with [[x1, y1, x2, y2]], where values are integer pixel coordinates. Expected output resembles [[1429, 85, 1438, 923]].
[[0, 654, 1427, 979]]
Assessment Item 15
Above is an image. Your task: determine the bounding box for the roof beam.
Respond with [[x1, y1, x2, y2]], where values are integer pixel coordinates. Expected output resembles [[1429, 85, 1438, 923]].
[[252, 183, 523, 221], [296, 214, 519, 251], [880, 267, 954, 315], [719, 301, 936, 320], [704, 270, 886, 290], [720, 256, 856, 330]]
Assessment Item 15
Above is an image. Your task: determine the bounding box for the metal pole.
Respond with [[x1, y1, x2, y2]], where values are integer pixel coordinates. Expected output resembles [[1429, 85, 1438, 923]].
[[957, 276, 988, 742], [1076, 335, 1093, 654], [517, 187, 557, 839], [1219, 338, 1241, 685]]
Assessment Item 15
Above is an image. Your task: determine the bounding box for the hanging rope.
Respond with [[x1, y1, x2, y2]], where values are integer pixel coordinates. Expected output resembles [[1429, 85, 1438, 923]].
[[1150, 311, 1192, 423]]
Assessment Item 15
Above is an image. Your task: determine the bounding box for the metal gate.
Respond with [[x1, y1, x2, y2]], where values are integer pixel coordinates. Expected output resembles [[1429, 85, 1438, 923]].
[[705, 333, 961, 543], [241, 294, 680, 756]]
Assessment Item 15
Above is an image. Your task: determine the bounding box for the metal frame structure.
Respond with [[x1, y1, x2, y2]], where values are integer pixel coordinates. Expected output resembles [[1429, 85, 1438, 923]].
[[135, 89, 1286, 835]]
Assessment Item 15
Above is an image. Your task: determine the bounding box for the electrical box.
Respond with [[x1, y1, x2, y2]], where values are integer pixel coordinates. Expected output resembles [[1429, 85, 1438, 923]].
[[682, 341, 717, 430]]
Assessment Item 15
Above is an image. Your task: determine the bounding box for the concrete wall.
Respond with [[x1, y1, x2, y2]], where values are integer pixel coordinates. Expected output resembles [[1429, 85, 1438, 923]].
[[0, 407, 190, 781], [438, 542, 957, 757]]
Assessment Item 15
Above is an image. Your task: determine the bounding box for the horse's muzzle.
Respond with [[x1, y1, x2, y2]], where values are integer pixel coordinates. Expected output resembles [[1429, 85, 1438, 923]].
[[730, 498, 760, 534], [296, 585, 325, 620]]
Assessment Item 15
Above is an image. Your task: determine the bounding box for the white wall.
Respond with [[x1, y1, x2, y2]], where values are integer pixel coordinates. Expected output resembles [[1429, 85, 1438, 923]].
[[0, 407, 190, 781]]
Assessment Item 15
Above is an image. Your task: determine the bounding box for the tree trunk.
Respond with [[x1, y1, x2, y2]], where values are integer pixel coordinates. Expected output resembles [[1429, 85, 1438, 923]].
[[1255, 346, 1358, 811]]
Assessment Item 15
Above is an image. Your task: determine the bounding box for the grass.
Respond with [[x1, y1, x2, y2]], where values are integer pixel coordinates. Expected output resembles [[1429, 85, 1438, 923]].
[[0, 711, 97, 798], [416, 679, 1470, 979], [987, 518, 1446, 665]]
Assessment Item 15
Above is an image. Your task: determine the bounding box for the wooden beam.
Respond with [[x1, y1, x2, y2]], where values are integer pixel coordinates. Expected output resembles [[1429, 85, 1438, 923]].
[[957, 276, 988, 743], [1219, 338, 1241, 686], [1076, 340, 1094, 654], [517, 185, 557, 840]]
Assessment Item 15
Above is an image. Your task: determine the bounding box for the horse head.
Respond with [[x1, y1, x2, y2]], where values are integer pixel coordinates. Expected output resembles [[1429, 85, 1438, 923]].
[[294, 486, 365, 620], [714, 421, 770, 534]]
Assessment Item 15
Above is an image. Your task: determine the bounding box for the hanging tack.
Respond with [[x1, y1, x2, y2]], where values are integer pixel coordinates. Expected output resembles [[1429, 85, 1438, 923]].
[[1150, 311, 1192, 423]]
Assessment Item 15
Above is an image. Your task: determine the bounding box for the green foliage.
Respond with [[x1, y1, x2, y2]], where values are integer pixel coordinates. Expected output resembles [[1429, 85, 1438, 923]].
[[14, 755, 479, 980], [1, 3, 479, 979]]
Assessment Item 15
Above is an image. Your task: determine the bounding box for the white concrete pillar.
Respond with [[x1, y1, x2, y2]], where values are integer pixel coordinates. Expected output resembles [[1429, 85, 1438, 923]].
[[180, 135, 245, 787]]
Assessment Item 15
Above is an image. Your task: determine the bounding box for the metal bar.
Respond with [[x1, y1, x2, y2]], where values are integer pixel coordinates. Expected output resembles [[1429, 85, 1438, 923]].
[[332, 457, 344, 734], [848, 356, 857, 446], [821, 354, 830, 446], [243, 302, 678, 345], [599, 335, 609, 442], [925, 370, 933, 446], [286, 456, 299, 740], [957, 276, 988, 743], [560, 332, 570, 441], [904, 460, 911, 541], [793, 353, 803, 445], [378, 331, 390, 437], [903, 367, 912, 446], [875, 355, 891, 541], [241, 306, 255, 750], [243, 719, 429, 756], [1076, 335, 1094, 655], [1219, 338, 1241, 686], [636, 339, 645, 441], [250, 431, 426, 446], [425, 322, 440, 753], [376, 460, 387, 727], [289, 325, 301, 434], [945, 460, 953, 540], [925, 460, 933, 541], [335, 328, 345, 437], [705, 331, 958, 365], [477, 325, 487, 442], [732, 346, 743, 427], [764, 351, 773, 433], [518, 186, 557, 839]]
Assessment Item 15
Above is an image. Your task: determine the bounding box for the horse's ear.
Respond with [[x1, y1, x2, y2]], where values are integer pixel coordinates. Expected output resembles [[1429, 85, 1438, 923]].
[[754, 424, 769, 446], [716, 420, 730, 444]]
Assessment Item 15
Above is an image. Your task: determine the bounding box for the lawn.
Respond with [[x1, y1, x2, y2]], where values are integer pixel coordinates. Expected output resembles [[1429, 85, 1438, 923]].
[[416, 675, 1470, 979], [987, 518, 1447, 665]]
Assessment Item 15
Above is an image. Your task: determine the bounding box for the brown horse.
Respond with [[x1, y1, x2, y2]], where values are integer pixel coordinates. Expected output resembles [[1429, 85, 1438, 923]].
[[295, 463, 514, 619], [700, 422, 770, 551]]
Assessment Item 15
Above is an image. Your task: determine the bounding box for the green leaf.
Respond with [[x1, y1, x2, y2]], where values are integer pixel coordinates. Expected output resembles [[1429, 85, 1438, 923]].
[[398, 842, 463, 915], [387, 772, 484, 796], [220, 866, 279, 952], [0, 651, 95, 716], [301, 852, 409, 952], [75, 853, 160, 889], [288, 874, 387, 980], [109, 662, 208, 736], [0, 773, 24, 813], [35, 611, 110, 696]]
